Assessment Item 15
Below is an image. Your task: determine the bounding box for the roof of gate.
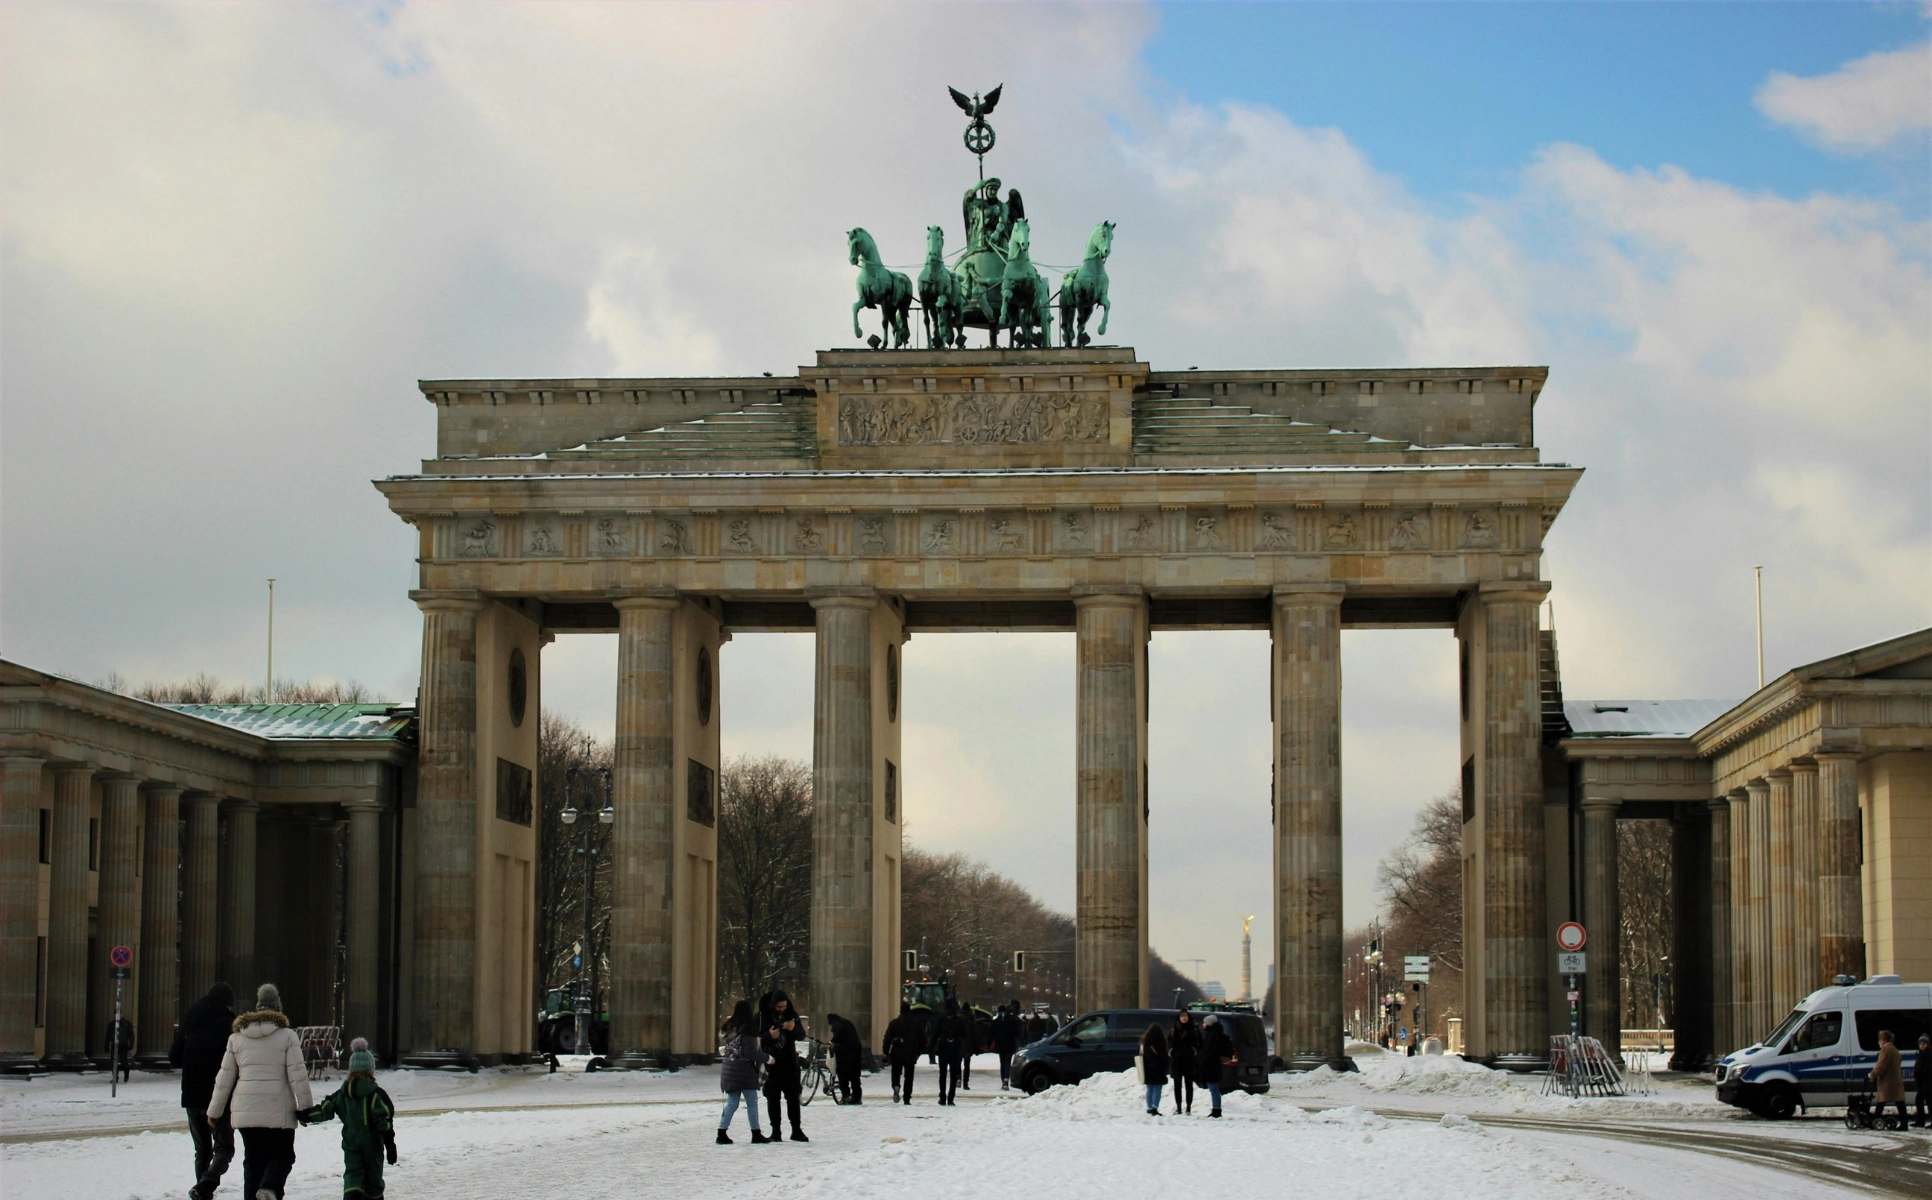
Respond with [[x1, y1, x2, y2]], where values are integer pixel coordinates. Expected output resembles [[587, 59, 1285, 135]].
[[166, 703, 416, 741], [1562, 699, 1737, 739]]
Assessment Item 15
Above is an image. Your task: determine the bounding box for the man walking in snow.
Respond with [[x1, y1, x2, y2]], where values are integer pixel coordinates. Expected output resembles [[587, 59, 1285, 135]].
[[760, 990, 808, 1141], [172, 981, 237, 1200], [883, 1001, 924, 1104]]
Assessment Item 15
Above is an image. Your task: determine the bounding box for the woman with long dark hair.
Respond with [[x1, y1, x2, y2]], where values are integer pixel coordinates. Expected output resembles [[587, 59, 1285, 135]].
[[1168, 1010, 1201, 1114], [1137, 1023, 1170, 1116], [717, 1000, 770, 1144]]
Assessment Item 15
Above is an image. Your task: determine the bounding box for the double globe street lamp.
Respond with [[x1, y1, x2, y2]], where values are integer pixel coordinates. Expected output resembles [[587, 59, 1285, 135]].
[[561, 766, 614, 1059]]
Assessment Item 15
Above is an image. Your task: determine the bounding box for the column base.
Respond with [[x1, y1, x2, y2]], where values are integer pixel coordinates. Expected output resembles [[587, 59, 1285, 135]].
[[39, 1052, 94, 1072], [1483, 1052, 1552, 1074], [608, 1049, 679, 1071], [0, 1051, 45, 1075], [133, 1052, 177, 1070], [1280, 1053, 1357, 1073]]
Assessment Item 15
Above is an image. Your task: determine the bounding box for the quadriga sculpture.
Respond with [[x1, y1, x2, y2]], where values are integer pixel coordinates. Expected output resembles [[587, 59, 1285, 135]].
[[848, 227, 912, 349], [918, 225, 965, 349], [998, 219, 1052, 349]]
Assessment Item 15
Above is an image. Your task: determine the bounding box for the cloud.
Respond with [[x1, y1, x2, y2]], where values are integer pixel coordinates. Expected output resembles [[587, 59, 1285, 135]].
[[1755, 42, 1932, 153]]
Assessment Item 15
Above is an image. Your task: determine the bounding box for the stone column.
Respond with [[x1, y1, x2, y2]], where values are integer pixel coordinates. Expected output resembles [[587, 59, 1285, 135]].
[[343, 802, 382, 1045], [0, 756, 45, 1069], [44, 765, 94, 1065], [219, 800, 259, 1000], [305, 818, 341, 1026], [1789, 763, 1820, 994], [1815, 753, 1864, 983], [180, 793, 222, 1002], [91, 775, 143, 1062], [1726, 790, 1752, 1045], [609, 595, 678, 1063], [1745, 779, 1772, 1036], [1478, 582, 1550, 1067], [408, 596, 481, 1063], [1669, 806, 1712, 1071], [1579, 797, 1621, 1058], [1271, 584, 1344, 1069], [1073, 589, 1148, 1015], [1766, 769, 1795, 1017], [810, 592, 882, 1035], [137, 786, 182, 1065], [1707, 799, 1734, 1058]]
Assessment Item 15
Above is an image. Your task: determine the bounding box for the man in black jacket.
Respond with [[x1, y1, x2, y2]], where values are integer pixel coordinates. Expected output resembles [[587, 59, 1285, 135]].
[[930, 999, 968, 1105], [826, 1012, 864, 1105], [990, 1003, 1022, 1090], [882, 1001, 924, 1104], [170, 981, 236, 1200], [761, 990, 808, 1141]]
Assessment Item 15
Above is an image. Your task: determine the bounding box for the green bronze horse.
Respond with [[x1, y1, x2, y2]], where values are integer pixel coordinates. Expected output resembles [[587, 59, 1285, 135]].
[[1058, 220, 1114, 348], [848, 227, 912, 349], [917, 225, 964, 349], [998, 219, 1052, 348]]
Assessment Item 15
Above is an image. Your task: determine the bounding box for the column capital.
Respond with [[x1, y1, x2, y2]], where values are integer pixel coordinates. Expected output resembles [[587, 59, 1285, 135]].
[[222, 798, 260, 815], [1745, 778, 1770, 798], [1580, 796, 1622, 814], [1813, 750, 1861, 765], [340, 799, 385, 815], [1271, 583, 1346, 606], [1767, 767, 1793, 782], [0, 752, 46, 768], [1475, 579, 1552, 603], [614, 591, 681, 613], [1071, 584, 1144, 603], [141, 781, 185, 797], [1788, 760, 1819, 776], [1708, 797, 1732, 813], [806, 587, 879, 610], [182, 789, 223, 807], [1727, 788, 1751, 807]]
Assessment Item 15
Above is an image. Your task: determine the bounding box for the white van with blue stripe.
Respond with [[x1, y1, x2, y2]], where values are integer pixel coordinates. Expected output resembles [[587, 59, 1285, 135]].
[[1715, 976, 1929, 1119]]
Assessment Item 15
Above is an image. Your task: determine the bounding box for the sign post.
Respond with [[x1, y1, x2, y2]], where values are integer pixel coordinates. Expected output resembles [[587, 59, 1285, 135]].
[[1403, 956, 1432, 1052], [1555, 923, 1588, 1040], [108, 945, 133, 1097]]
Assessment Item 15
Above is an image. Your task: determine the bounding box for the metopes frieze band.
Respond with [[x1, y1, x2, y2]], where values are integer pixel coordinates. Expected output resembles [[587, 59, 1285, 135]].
[[434, 503, 1539, 561], [837, 392, 1110, 446]]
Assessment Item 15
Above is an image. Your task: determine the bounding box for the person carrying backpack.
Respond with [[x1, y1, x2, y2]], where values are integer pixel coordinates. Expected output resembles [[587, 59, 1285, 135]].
[[299, 1038, 397, 1197], [931, 998, 968, 1106]]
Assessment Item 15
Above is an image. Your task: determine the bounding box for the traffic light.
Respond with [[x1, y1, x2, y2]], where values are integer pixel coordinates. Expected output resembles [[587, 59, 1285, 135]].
[[902, 949, 918, 972], [1012, 951, 1027, 973]]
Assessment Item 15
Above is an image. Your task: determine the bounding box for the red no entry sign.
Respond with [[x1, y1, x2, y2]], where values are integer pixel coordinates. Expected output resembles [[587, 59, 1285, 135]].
[[110, 945, 133, 968], [1555, 922, 1587, 952]]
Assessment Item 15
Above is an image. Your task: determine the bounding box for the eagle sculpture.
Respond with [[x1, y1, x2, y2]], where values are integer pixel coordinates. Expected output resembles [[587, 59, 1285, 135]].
[[948, 84, 1002, 120]]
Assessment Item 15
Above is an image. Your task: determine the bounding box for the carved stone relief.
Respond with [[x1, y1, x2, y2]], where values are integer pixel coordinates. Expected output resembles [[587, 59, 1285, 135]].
[[1192, 514, 1226, 551], [794, 517, 824, 553], [526, 523, 560, 556], [1257, 511, 1296, 551], [989, 515, 1027, 553], [727, 518, 756, 554], [859, 516, 888, 555], [1463, 511, 1498, 549], [461, 519, 497, 558], [1324, 513, 1357, 549], [1388, 512, 1426, 550], [594, 517, 628, 555], [1123, 513, 1158, 551], [923, 518, 956, 554], [658, 519, 689, 555], [837, 392, 1109, 446], [1060, 511, 1090, 549]]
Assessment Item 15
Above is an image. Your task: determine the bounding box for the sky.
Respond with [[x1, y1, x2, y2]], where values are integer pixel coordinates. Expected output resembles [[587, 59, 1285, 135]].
[[3, 2, 1928, 995]]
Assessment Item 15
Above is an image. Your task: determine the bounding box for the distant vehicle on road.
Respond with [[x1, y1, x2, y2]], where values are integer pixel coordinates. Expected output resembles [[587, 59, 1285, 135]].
[[1012, 1007, 1271, 1096], [1715, 976, 1928, 1119]]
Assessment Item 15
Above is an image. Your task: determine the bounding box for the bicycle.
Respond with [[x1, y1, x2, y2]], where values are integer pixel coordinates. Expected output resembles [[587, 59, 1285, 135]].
[[799, 1038, 833, 1106]]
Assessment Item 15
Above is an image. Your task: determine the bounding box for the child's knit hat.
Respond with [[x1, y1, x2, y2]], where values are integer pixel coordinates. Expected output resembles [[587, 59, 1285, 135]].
[[347, 1036, 377, 1074]]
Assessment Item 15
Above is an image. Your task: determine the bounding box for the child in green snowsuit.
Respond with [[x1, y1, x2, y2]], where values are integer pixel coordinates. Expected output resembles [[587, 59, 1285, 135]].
[[300, 1039, 397, 1198]]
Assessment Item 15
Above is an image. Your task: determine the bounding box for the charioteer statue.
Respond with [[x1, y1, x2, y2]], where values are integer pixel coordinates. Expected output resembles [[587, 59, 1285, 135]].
[[847, 86, 1114, 350]]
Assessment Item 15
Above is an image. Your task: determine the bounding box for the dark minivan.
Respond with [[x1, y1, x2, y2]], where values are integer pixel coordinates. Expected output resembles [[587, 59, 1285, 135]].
[[1012, 1008, 1270, 1095]]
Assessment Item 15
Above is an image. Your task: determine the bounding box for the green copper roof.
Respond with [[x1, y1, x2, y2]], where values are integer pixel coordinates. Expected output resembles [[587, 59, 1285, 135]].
[[166, 703, 415, 741]]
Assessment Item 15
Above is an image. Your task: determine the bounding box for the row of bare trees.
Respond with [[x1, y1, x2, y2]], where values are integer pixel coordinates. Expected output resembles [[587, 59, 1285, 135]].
[[102, 671, 383, 705]]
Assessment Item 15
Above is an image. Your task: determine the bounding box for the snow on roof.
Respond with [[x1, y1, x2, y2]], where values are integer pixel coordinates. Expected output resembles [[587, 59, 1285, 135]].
[[165, 703, 414, 741], [1562, 699, 1737, 739]]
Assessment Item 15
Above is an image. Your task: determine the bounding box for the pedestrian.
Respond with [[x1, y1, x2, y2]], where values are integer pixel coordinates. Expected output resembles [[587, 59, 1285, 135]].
[[1870, 1028, 1908, 1125], [1169, 1010, 1201, 1115], [826, 1012, 864, 1105], [171, 981, 237, 1200], [883, 1001, 923, 1104], [299, 1038, 397, 1197], [931, 998, 968, 1105], [1137, 1023, 1169, 1116], [961, 1005, 990, 1090], [1915, 1033, 1930, 1129], [206, 983, 313, 1200], [991, 1002, 1022, 1090], [760, 990, 808, 1142], [1199, 1014, 1236, 1118], [715, 999, 770, 1144]]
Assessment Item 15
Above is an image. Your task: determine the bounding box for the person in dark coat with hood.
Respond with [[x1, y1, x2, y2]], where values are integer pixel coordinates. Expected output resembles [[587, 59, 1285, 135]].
[[1168, 1010, 1202, 1114], [826, 1013, 865, 1105], [883, 1001, 925, 1104], [715, 999, 770, 1144], [760, 990, 808, 1141], [171, 981, 237, 1200], [990, 1003, 1023, 1090], [1198, 1014, 1236, 1118], [930, 998, 968, 1105]]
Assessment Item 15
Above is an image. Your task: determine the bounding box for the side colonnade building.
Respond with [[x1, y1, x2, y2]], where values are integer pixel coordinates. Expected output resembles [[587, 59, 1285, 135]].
[[0, 663, 414, 1069], [1549, 627, 1932, 1067], [375, 346, 1583, 1069]]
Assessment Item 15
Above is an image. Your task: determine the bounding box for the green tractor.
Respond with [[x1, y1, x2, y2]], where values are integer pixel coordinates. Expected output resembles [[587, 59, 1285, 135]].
[[537, 981, 609, 1058]]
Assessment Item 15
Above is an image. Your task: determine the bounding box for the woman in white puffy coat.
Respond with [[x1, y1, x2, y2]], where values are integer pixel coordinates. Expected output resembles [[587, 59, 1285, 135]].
[[207, 983, 313, 1200]]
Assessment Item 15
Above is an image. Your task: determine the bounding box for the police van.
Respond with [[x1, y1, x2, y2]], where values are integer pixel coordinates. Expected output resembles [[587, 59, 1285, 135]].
[[1715, 975, 1929, 1119]]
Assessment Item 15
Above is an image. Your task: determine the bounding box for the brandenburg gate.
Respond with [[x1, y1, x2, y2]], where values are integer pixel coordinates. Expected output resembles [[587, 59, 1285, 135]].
[[375, 347, 1580, 1070]]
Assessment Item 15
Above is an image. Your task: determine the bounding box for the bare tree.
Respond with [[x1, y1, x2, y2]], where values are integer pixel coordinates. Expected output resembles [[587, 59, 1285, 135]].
[[534, 712, 613, 1012], [103, 672, 383, 705], [715, 756, 814, 1009], [1373, 788, 1465, 1039], [1619, 819, 1674, 1029]]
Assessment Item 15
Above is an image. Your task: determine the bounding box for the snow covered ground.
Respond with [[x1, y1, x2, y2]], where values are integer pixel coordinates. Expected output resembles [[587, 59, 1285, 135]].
[[3, 1049, 1915, 1199]]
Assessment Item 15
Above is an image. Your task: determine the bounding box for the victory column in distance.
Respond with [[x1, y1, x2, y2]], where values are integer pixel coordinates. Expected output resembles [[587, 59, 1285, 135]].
[[850, 86, 1114, 351]]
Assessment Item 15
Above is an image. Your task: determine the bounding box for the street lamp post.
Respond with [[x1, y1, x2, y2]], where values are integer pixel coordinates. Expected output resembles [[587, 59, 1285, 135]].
[[561, 766, 615, 1057]]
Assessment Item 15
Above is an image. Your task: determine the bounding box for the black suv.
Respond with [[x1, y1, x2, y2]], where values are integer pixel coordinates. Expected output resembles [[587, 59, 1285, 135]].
[[1012, 1008, 1271, 1095]]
